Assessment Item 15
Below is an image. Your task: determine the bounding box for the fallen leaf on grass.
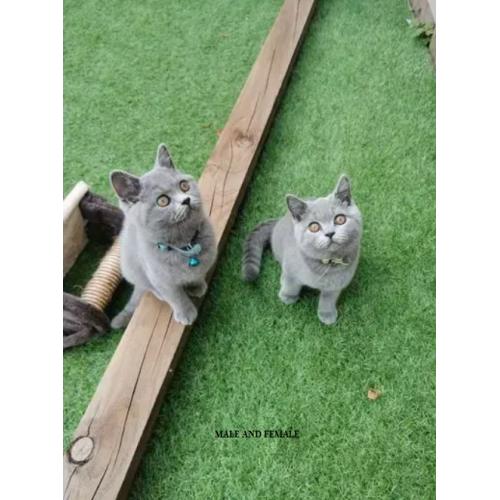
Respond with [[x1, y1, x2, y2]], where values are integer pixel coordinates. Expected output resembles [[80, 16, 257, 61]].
[[367, 389, 382, 400]]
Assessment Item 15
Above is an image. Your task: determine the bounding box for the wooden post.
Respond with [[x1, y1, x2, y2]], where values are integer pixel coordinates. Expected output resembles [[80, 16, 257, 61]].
[[63, 181, 89, 276], [63, 1, 316, 498], [409, 0, 436, 66]]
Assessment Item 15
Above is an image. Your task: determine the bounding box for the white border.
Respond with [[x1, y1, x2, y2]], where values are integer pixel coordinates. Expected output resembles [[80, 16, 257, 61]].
[[1, 0, 500, 498], [0, 0, 62, 496], [438, 1, 500, 499]]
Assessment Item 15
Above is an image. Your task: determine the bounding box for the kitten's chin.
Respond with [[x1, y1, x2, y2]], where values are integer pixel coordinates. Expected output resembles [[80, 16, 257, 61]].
[[173, 206, 190, 223], [305, 241, 343, 260], [174, 210, 203, 229], [314, 240, 337, 252], [173, 204, 202, 224]]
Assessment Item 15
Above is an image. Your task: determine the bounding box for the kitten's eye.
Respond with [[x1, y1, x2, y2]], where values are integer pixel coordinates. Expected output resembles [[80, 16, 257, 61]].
[[308, 222, 321, 233], [179, 180, 190, 192], [334, 214, 346, 225], [156, 195, 170, 207]]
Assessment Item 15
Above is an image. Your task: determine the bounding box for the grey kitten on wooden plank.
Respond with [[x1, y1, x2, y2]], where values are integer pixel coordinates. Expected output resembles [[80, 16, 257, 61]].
[[110, 144, 216, 327], [242, 175, 362, 325]]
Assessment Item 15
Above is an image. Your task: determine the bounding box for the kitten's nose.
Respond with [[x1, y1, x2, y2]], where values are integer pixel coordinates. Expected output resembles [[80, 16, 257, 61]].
[[181, 197, 191, 206], [325, 231, 335, 239]]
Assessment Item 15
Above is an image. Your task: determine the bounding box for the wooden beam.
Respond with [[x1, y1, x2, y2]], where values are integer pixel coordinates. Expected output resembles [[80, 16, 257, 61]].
[[410, 0, 435, 24], [409, 0, 436, 66], [63, 1, 316, 498], [63, 181, 89, 276]]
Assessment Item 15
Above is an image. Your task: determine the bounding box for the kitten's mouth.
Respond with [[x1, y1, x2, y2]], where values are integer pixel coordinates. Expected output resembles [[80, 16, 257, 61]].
[[318, 239, 337, 250], [173, 205, 190, 223]]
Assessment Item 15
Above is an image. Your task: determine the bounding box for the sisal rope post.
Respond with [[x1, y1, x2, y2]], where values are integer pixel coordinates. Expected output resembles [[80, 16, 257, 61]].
[[80, 239, 122, 311]]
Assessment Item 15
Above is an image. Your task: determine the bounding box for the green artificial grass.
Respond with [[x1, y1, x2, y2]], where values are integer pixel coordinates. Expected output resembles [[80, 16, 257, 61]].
[[64, 0, 435, 498]]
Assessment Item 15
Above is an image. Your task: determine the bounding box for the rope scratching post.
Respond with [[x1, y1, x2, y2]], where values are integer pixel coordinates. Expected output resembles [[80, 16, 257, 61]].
[[63, 189, 124, 349], [80, 240, 121, 311]]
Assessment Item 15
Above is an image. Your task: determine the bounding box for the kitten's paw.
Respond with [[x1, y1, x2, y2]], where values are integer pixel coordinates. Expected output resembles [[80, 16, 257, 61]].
[[111, 310, 133, 330], [173, 304, 198, 325], [279, 290, 299, 305], [318, 309, 338, 325], [186, 281, 207, 297]]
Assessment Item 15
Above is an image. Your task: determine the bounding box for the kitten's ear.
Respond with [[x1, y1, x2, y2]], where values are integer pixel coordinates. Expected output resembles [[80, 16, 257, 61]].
[[286, 195, 308, 221], [333, 175, 351, 205], [110, 170, 141, 203], [155, 143, 175, 169]]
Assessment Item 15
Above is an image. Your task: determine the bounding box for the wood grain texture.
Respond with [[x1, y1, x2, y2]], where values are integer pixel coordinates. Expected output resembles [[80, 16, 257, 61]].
[[63, 1, 315, 498], [64, 181, 89, 276], [409, 0, 435, 24], [429, 30, 436, 66], [409, 0, 435, 66]]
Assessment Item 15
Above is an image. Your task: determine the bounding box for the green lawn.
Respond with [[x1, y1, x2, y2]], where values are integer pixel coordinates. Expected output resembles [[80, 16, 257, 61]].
[[64, 0, 435, 498]]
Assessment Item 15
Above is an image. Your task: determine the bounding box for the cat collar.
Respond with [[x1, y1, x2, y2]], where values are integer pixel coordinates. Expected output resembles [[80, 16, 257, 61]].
[[156, 231, 202, 267], [321, 256, 349, 266]]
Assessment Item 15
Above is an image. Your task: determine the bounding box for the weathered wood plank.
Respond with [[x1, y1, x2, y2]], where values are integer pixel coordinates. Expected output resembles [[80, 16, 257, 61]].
[[63, 1, 315, 498], [409, 0, 436, 66], [63, 181, 89, 276], [410, 0, 435, 24]]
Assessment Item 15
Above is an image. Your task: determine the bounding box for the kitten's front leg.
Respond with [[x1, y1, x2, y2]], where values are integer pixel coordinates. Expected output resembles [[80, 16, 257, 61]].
[[186, 280, 207, 298], [111, 286, 145, 329], [278, 271, 302, 305], [155, 284, 198, 325], [318, 289, 341, 325]]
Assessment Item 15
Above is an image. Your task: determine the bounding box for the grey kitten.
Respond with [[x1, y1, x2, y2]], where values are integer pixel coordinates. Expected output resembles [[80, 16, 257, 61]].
[[110, 144, 216, 327], [242, 175, 362, 325]]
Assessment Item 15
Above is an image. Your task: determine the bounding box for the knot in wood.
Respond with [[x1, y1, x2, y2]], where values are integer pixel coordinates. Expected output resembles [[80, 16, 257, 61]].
[[234, 130, 253, 148], [68, 436, 94, 465]]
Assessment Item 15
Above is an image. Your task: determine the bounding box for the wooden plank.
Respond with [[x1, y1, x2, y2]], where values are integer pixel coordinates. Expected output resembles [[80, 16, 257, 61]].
[[63, 181, 89, 276], [429, 30, 436, 67], [63, 1, 316, 498], [410, 0, 435, 24], [409, 0, 436, 66]]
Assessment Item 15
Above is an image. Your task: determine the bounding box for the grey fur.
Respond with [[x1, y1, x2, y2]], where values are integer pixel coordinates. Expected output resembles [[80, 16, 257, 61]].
[[242, 219, 277, 281], [110, 144, 216, 327], [242, 175, 362, 325]]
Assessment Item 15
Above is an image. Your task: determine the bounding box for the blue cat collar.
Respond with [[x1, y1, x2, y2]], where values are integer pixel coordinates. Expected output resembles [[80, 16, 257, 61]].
[[321, 257, 349, 266], [157, 242, 170, 252], [156, 232, 202, 267]]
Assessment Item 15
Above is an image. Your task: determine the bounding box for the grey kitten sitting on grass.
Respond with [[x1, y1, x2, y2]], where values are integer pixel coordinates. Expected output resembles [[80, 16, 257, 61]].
[[242, 175, 362, 325], [110, 144, 216, 327]]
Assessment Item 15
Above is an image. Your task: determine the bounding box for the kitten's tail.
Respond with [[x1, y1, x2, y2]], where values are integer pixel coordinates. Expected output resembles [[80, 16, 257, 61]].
[[242, 219, 277, 282]]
